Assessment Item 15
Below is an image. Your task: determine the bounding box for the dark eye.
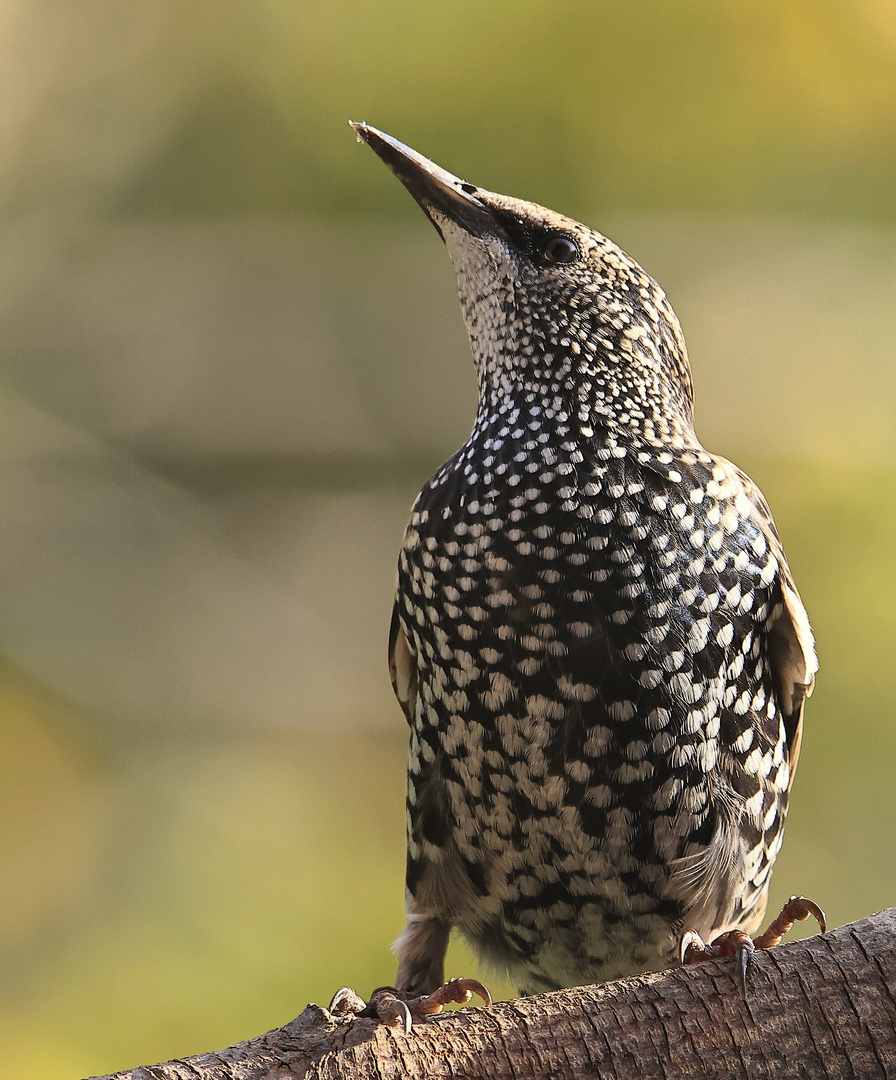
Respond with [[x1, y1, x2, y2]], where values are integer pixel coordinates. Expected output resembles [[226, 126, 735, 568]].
[[540, 235, 579, 265]]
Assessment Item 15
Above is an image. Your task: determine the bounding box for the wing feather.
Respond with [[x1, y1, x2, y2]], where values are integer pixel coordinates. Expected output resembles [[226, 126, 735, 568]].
[[767, 575, 817, 787], [389, 602, 418, 726]]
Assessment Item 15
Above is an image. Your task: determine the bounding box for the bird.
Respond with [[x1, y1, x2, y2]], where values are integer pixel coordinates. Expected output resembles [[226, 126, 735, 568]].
[[339, 122, 823, 1024]]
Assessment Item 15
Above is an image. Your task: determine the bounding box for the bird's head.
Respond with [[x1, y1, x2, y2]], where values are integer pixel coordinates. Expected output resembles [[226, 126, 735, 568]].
[[352, 123, 695, 443]]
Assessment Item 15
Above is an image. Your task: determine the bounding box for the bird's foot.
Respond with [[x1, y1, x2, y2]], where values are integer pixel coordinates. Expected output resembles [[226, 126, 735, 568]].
[[680, 895, 826, 993], [328, 977, 491, 1033]]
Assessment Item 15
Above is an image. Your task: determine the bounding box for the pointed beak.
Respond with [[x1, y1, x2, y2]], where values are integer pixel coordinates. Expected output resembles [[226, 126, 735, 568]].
[[350, 122, 506, 243]]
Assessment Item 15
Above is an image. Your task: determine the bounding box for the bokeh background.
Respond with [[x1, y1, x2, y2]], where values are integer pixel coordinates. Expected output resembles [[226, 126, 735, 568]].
[[3, 1, 896, 1076]]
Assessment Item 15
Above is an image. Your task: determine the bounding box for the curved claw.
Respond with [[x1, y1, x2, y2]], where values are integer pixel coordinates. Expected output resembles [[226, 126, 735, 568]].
[[374, 994, 413, 1034], [803, 898, 827, 934], [679, 929, 709, 964], [465, 977, 493, 1008], [736, 937, 754, 995], [328, 986, 368, 1016]]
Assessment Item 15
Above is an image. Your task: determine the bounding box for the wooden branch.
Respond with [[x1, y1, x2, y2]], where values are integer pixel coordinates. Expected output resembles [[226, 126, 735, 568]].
[[86, 908, 896, 1080]]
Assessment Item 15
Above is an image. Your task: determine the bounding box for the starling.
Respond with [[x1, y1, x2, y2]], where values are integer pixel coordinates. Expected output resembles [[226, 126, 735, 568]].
[[345, 123, 822, 1015]]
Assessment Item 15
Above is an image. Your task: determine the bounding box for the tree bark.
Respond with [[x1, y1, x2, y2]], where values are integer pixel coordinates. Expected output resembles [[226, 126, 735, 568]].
[[86, 907, 896, 1080]]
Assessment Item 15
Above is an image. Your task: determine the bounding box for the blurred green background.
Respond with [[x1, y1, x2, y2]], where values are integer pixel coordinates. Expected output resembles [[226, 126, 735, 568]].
[[2, 1, 896, 1076]]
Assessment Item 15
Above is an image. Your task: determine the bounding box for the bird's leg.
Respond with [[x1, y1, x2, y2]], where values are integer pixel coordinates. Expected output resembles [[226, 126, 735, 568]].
[[328, 915, 491, 1032], [680, 895, 826, 992]]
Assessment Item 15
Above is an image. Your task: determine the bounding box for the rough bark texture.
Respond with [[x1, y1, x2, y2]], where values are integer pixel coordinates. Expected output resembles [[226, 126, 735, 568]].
[[87, 908, 896, 1080]]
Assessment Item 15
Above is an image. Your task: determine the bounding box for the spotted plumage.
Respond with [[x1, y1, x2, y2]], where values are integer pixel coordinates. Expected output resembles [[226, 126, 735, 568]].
[[354, 124, 817, 998]]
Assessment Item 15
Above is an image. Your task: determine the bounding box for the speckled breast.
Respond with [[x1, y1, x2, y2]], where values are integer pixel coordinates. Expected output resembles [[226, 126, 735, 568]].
[[395, 412, 790, 988]]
